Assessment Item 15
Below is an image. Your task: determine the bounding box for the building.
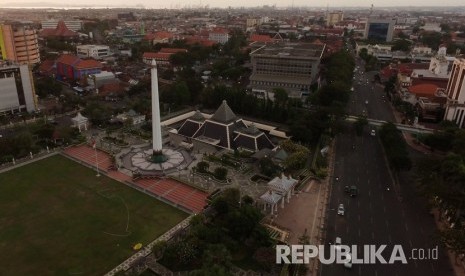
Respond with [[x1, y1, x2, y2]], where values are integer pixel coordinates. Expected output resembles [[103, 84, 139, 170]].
[[76, 45, 111, 59], [144, 31, 176, 45], [326, 11, 344, 27], [249, 42, 325, 99], [41, 20, 82, 31], [0, 62, 37, 113], [56, 54, 102, 81], [0, 23, 40, 65], [40, 20, 78, 40], [142, 48, 187, 68], [421, 23, 442, 32], [170, 101, 275, 152], [364, 18, 396, 42], [208, 28, 229, 44], [444, 57, 465, 128]]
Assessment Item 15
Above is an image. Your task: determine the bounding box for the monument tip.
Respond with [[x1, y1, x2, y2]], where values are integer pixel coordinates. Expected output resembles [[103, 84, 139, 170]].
[[151, 59, 157, 67]]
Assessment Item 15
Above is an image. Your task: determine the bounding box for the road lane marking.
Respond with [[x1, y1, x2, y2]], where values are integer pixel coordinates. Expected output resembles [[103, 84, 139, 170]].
[[358, 229, 361, 237], [368, 190, 371, 196], [358, 266, 361, 276]]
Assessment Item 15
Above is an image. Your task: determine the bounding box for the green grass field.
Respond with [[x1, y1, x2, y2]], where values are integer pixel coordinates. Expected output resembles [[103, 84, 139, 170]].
[[0, 155, 188, 275]]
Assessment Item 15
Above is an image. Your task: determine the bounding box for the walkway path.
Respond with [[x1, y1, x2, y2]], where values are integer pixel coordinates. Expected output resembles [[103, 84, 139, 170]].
[[62, 144, 209, 214]]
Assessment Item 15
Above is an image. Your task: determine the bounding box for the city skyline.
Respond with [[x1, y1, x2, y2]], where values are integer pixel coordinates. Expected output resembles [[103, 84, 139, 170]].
[[3, 0, 465, 9]]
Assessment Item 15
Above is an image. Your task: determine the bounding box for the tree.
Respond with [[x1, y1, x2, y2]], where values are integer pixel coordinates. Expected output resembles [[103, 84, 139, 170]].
[[259, 157, 280, 177], [35, 77, 62, 98], [196, 161, 209, 173], [214, 167, 228, 180], [379, 123, 412, 171], [392, 39, 412, 52], [173, 81, 190, 106], [273, 88, 288, 108]]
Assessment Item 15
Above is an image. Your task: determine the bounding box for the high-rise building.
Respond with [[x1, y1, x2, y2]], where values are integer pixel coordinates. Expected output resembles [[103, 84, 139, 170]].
[[444, 57, 465, 128], [0, 23, 40, 65], [249, 42, 325, 99], [0, 62, 37, 113], [326, 11, 344, 27], [364, 18, 396, 42]]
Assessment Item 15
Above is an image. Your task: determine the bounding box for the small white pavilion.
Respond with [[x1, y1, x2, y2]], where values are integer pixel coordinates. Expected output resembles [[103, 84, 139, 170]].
[[71, 112, 89, 132], [259, 173, 298, 214], [260, 190, 283, 214], [268, 173, 298, 209]]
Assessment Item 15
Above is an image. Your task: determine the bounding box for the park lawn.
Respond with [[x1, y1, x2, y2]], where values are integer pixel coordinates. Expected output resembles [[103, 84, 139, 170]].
[[0, 155, 188, 275]]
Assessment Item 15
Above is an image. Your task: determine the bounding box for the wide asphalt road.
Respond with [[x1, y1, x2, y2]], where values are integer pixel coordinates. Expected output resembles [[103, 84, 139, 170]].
[[319, 58, 454, 276]]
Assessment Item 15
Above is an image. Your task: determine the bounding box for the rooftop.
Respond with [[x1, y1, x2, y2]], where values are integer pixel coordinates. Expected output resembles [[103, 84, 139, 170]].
[[251, 42, 325, 59]]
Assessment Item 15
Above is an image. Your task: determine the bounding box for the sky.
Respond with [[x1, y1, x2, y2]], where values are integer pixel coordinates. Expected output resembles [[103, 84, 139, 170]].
[[5, 0, 465, 8]]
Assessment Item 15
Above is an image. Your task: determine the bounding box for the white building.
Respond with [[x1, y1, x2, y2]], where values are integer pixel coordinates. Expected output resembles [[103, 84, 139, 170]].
[[421, 23, 442, 32], [0, 62, 37, 113], [444, 57, 465, 128], [41, 20, 83, 31], [76, 45, 111, 59], [208, 29, 229, 44]]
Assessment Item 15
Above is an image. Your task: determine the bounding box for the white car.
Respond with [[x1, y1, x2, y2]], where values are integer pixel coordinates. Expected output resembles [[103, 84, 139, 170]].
[[337, 204, 345, 216], [371, 129, 376, 136]]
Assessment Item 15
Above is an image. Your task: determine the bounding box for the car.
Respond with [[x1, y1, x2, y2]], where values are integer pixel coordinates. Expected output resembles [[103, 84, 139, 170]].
[[350, 186, 358, 197], [371, 129, 376, 136], [343, 253, 353, 268], [337, 204, 345, 215]]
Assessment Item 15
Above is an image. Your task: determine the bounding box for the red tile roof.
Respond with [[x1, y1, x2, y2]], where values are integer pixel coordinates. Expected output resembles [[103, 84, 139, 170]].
[[75, 59, 102, 69], [38, 59, 55, 74], [143, 52, 172, 59], [98, 82, 128, 97], [159, 48, 187, 53], [57, 54, 80, 66], [249, 34, 272, 43], [56, 54, 102, 70], [408, 83, 439, 96], [210, 27, 229, 34], [144, 31, 174, 41], [185, 36, 216, 47]]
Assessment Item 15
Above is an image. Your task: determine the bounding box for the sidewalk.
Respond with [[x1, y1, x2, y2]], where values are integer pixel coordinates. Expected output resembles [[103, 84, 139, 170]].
[[387, 94, 465, 276], [271, 139, 335, 275], [432, 209, 465, 276], [389, 102, 433, 154]]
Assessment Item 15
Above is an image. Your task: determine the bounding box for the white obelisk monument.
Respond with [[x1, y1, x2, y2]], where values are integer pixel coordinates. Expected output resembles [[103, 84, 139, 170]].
[[151, 59, 163, 158]]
